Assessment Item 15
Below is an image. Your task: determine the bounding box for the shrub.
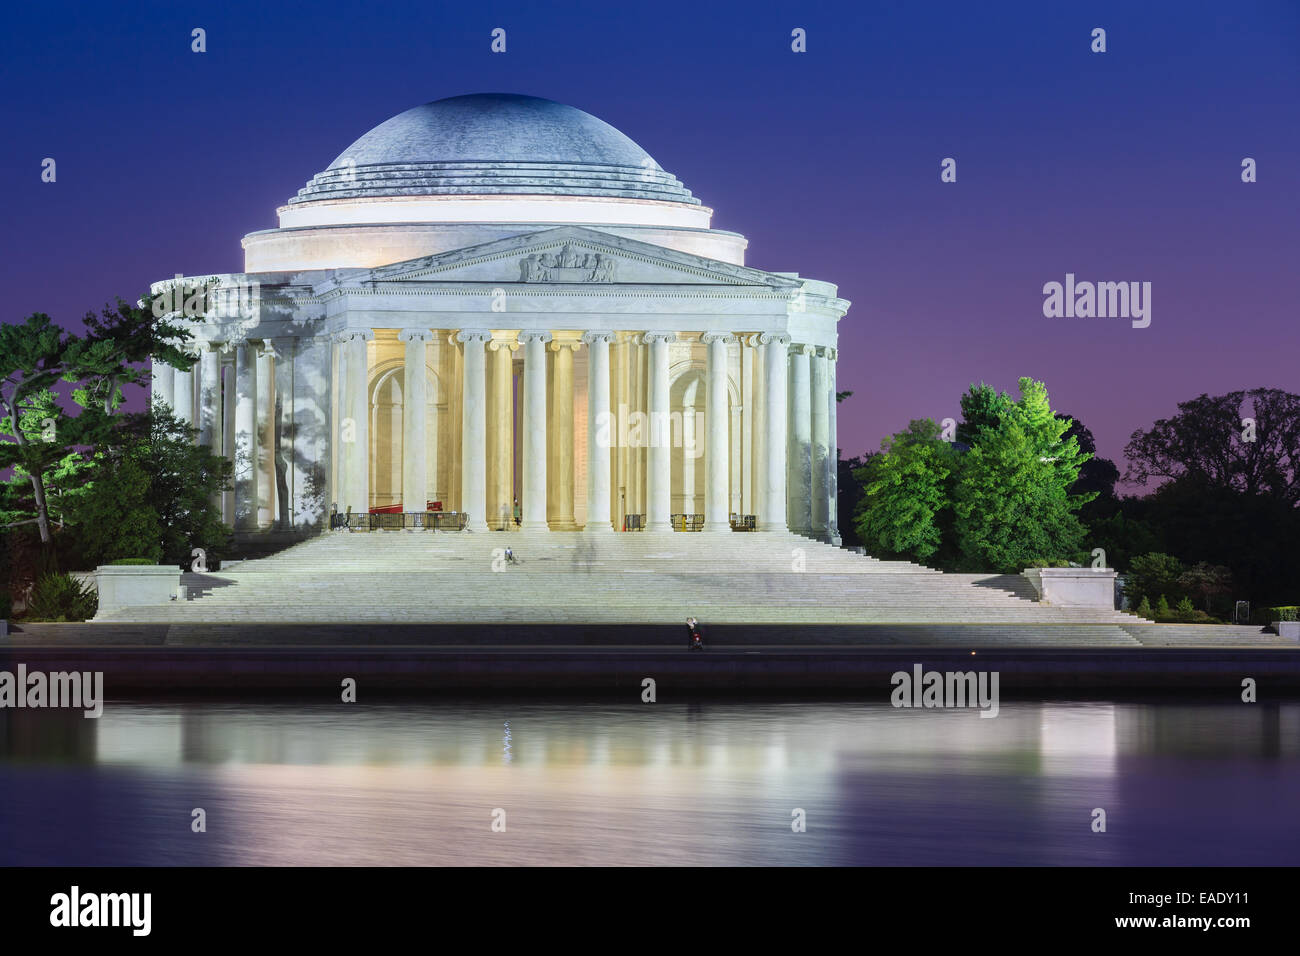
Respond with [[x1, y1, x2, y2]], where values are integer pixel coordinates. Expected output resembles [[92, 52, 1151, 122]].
[[25, 572, 98, 622], [1135, 596, 1153, 620], [1175, 596, 1196, 622], [1125, 553, 1185, 608], [1156, 595, 1171, 619], [1271, 606, 1299, 622], [109, 558, 157, 566]]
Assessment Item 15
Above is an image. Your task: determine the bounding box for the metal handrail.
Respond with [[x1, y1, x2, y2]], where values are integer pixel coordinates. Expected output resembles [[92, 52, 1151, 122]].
[[330, 511, 470, 531]]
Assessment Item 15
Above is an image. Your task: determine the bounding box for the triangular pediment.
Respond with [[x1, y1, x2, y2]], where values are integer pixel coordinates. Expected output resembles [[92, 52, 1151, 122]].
[[323, 226, 800, 291]]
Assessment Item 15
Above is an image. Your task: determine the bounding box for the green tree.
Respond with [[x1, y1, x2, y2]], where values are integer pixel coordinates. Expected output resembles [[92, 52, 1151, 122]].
[[1135, 595, 1153, 620], [1125, 552, 1185, 608], [0, 298, 190, 553], [66, 452, 163, 566], [1177, 562, 1233, 613], [144, 410, 232, 566], [1085, 510, 1161, 572], [952, 378, 1092, 572], [956, 383, 1012, 447], [0, 314, 78, 548], [853, 419, 954, 564]]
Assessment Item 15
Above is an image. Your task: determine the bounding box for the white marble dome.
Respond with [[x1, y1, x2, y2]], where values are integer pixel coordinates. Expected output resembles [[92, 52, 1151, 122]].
[[290, 93, 699, 206], [244, 93, 745, 273]]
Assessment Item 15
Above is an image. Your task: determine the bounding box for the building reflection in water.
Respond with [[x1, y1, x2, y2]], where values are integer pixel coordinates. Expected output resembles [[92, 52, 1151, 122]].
[[2, 699, 1296, 865]]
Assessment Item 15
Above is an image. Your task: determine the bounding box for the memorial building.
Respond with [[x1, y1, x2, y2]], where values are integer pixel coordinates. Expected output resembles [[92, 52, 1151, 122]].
[[151, 93, 847, 542]]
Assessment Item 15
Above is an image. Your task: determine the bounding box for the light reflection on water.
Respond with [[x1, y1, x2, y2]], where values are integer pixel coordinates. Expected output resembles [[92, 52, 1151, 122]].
[[1, 700, 1297, 865]]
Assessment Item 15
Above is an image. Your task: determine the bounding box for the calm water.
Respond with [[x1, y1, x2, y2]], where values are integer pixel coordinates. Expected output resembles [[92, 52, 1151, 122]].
[[1, 699, 1297, 865]]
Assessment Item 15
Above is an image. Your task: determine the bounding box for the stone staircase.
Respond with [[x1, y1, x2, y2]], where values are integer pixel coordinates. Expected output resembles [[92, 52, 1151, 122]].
[[92, 530, 1157, 640], [1117, 623, 1296, 647]]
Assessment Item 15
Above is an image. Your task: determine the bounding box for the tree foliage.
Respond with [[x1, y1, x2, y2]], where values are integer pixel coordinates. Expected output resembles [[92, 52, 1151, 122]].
[[1124, 388, 1300, 504], [853, 419, 953, 563], [1, 297, 190, 550], [952, 378, 1092, 571], [852, 378, 1092, 573]]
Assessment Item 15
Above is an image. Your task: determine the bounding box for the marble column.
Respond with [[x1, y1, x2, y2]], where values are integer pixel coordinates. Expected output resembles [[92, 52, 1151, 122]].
[[703, 332, 734, 532], [457, 329, 491, 532], [811, 346, 831, 540], [827, 347, 840, 546], [342, 330, 372, 516], [518, 331, 551, 531], [221, 348, 235, 525], [787, 343, 813, 534], [400, 329, 433, 516], [749, 334, 766, 520], [487, 336, 516, 530], [760, 333, 790, 532], [151, 360, 175, 413], [550, 339, 580, 530], [172, 362, 194, 432], [582, 332, 614, 533], [255, 342, 277, 528], [197, 344, 222, 451], [740, 341, 754, 514], [233, 342, 258, 530], [644, 331, 675, 532]]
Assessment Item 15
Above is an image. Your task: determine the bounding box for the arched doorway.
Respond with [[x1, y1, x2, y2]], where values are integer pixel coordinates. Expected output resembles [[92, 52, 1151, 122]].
[[369, 363, 441, 511]]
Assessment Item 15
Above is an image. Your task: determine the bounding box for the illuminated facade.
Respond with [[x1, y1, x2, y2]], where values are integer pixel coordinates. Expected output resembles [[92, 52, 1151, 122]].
[[151, 94, 848, 540]]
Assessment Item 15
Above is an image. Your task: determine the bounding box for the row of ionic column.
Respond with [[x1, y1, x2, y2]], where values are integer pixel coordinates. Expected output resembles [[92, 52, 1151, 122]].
[[151, 340, 280, 531], [437, 329, 802, 534], [784, 344, 839, 541], [154, 329, 837, 539]]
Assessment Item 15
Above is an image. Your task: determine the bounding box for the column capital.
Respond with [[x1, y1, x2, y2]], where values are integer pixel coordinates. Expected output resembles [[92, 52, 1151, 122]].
[[821, 346, 838, 361], [758, 332, 791, 347], [701, 332, 738, 346], [397, 328, 434, 343], [581, 331, 616, 346], [641, 331, 677, 345], [789, 342, 815, 357], [549, 339, 582, 353], [253, 339, 280, 360], [517, 330, 552, 346], [334, 328, 374, 344], [487, 336, 518, 352], [456, 328, 493, 344]]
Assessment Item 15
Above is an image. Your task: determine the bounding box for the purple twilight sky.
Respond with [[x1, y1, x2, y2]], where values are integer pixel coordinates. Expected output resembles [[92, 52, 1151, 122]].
[[2, 0, 1296, 478]]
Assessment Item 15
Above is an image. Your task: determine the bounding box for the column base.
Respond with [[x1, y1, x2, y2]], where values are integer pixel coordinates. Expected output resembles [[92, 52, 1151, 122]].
[[583, 522, 614, 534], [521, 521, 550, 533], [703, 522, 731, 533], [759, 522, 788, 533]]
